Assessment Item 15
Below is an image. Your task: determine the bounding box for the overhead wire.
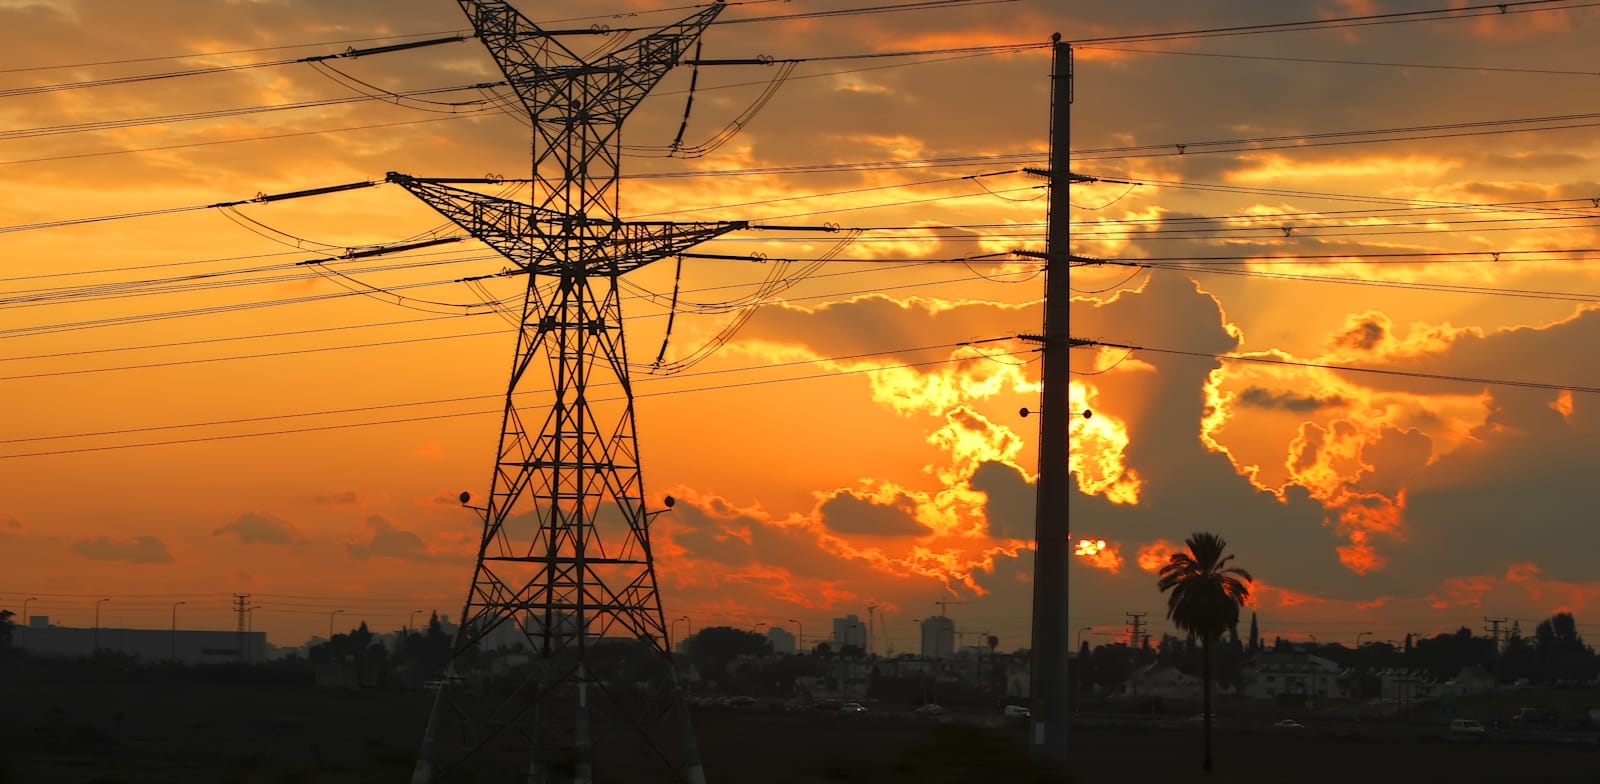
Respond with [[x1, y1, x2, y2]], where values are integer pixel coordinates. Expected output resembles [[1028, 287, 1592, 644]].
[[1069, 0, 1598, 45], [1081, 338, 1600, 396], [0, 340, 1039, 459]]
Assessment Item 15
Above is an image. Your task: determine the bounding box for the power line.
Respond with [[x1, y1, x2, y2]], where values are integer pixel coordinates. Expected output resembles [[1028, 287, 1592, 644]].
[[1080, 339, 1600, 396], [1081, 44, 1600, 78], [1070, 0, 1596, 45], [1072, 110, 1600, 162], [0, 341, 1037, 460]]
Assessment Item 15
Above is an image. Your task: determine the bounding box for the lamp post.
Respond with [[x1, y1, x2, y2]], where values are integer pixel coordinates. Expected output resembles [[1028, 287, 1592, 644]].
[[21, 597, 36, 648], [329, 609, 344, 639], [788, 619, 803, 653], [94, 598, 109, 653], [170, 601, 186, 661], [671, 615, 689, 652], [409, 609, 423, 637], [1076, 626, 1093, 650], [1353, 631, 1373, 726]]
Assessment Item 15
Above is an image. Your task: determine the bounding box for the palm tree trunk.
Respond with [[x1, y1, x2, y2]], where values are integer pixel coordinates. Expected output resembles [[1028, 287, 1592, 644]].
[[1202, 633, 1213, 774]]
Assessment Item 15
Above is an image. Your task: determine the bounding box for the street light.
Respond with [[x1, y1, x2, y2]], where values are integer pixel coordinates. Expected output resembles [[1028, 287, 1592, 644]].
[[21, 597, 36, 648], [409, 609, 423, 636], [94, 598, 110, 653], [329, 609, 344, 639], [170, 601, 186, 661], [671, 615, 689, 652], [788, 619, 803, 653], [1076, 626, 1094, 650]]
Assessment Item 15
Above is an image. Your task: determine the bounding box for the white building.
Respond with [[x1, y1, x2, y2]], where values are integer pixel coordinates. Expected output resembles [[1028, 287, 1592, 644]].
[[831, 614, 866, 650], [1240, 652, 1348, 700], [766, 626, 797, 655], [920, 615, 955, 659]]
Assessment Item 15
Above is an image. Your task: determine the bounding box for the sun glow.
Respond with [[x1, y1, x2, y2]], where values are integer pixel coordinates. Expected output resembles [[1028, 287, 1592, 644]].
[[1069, 381, 1141, 504]]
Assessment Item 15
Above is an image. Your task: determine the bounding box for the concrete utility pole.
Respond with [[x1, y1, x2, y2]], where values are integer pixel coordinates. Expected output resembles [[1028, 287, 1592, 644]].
[[1028, 34, 1074, 769]]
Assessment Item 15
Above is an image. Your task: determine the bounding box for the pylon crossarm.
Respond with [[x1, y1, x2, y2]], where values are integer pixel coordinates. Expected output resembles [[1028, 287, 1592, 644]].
[[386, 173, 561, 266], [460, 1, 722, 126]]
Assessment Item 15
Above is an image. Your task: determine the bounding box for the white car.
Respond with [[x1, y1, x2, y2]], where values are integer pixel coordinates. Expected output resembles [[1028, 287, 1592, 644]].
[[914, 703, 944, 717], [1002, 705, 1031, 719], [1273, 718, 1304, 729], [839, 702, 867, 715]]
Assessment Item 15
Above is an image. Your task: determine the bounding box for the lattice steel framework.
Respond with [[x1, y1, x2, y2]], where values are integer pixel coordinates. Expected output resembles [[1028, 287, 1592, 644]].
[[406, 2, 737, 782]]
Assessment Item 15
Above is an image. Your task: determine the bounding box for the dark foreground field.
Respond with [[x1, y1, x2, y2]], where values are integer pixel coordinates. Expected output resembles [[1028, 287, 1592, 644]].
[[2, 671, 1597, 783]]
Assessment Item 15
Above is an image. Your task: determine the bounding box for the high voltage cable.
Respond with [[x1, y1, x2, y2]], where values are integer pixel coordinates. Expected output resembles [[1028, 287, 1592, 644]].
[[0, 59, 1040, 170], [0, 36, 473, 100], [1069, 0, 1597, 45], [1073, 115, 1600, 162], [0, 340, 994, 446], [1082, 45, 1600, 78], [1083, 339, 1600, 396], [0, 83, 499, 143], [0, 343, 1037, 460], [1117, 259, 1600, 304], [1071, 198, 1600, 229], [1093, 176, 1600, 217], [1, 258, 1031, 373], [0, 1, 993, 76], [1, 263, 1030, 369]]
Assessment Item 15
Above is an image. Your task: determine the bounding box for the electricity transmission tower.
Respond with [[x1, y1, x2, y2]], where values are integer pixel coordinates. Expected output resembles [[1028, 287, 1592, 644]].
[[403, 2, 745, 782]]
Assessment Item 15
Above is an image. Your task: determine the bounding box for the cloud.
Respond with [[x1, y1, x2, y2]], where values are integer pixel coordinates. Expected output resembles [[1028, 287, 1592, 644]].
[[971, 461, 1034, 540], [71, 536, 173, 564], [0, 516, 22, 537], [817, 490, 930, 537], [314, 491, 360, 505], [1236, 387, 1348, 412], [346, 515, 449, 563], [213, 512, 298, 545]]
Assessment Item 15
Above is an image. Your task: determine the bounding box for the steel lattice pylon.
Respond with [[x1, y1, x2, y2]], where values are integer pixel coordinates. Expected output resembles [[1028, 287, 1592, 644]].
[[405, 2, 738, 782]]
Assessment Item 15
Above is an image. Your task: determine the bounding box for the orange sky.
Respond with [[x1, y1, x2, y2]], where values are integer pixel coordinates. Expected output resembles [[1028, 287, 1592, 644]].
[[4, 0, 1600, 652]]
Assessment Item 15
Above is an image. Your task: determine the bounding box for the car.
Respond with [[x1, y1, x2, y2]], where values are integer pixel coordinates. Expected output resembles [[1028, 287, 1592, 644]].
[[913, 703, 944, 717], [839, 702, 867, 715], [1449, 718, 1486, 741], [1002, 705, 1031, 719], [1273, 718, 1304, 729]]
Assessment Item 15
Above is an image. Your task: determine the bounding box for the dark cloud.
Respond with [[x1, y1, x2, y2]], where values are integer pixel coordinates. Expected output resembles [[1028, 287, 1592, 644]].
[[213, 512, 297, 545], [347, 515, 449, 563], [1332, 315, 1389, 353], [1236, 387, 1347, 412], [817, 490, 929, 537], [71, 536, 173, 564], [971, 461, 1035, 540], [314, 491, 360, 506]]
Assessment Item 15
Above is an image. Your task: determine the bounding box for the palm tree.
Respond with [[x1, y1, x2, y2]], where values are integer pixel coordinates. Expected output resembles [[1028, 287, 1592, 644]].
[[1158, 532, 1253, 774]]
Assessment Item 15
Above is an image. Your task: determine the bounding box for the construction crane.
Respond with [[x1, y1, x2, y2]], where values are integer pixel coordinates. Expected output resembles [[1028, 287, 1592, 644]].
[[935, 599, 964, 617]]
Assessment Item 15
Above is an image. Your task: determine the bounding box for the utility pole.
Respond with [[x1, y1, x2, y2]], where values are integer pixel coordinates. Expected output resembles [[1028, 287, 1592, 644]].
[[1484, 617, 1508, 654], [1028, 33, 1074, 770], [233, 594, 250, 663], [866, 603, 878, 657], [405, 4, 747, 783], [1125, 612, 1148, 650]]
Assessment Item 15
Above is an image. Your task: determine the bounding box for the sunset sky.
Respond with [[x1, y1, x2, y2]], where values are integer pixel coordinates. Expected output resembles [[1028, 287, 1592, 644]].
[[4, 0, 1600, 654]]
